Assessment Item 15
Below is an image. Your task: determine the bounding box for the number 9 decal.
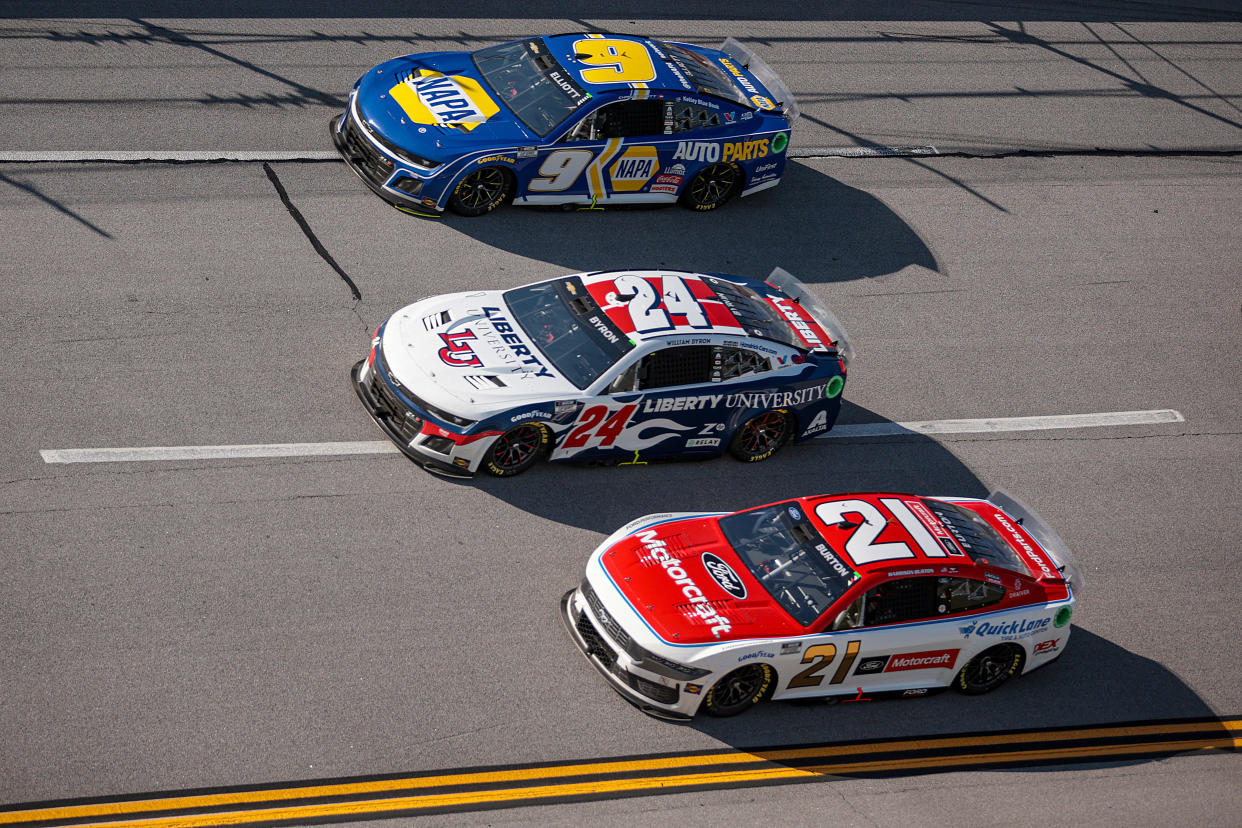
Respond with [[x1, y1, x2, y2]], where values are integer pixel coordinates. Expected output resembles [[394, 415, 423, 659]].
[[530, 149, 595, 192], [573, 38, 657, 84]]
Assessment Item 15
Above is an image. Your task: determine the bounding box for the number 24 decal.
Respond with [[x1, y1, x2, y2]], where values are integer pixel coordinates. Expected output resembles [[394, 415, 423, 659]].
[[612, 273, 710, 333], [563, 404, 637, 449]]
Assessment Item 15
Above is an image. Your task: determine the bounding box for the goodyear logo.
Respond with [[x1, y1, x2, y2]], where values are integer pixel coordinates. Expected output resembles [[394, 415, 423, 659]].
[[388, 70, 499, 131], [609, 146, 660, 192]]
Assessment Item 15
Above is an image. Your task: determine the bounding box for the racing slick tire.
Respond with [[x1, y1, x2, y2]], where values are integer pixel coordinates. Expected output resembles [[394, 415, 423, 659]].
[[447, 166, 513, 216], [702, 664, 774, 717], [679, 162, 741, 211], [953, 644, 1025, 695], [728, 409, 793, 463], [482, 422, 550, 477]]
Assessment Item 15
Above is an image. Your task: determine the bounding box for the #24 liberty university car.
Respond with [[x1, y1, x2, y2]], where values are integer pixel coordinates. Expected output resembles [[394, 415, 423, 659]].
[[331, 33, 798, 215], [352, 268, 851, 477], [562, 491, 1083, 719]]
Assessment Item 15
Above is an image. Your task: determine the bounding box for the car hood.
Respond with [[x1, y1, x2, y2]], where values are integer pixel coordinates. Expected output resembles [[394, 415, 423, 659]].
[[380, 292, 578, 417], [598, 517, 805, 645], [355, 52, 536, 159]]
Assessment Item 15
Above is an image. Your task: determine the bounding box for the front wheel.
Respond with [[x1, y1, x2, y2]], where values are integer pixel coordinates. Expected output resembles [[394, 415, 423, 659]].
[[482, 423, 549, 476], [679, 162, 741, 211], [702, 664, 774, 717], [954, 644, 1024, 695], [728, 410, 792, 462], [447, 167, 513, 216]]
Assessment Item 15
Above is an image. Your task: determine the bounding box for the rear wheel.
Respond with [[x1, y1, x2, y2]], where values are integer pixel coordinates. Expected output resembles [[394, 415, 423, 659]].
[[728, 410, 793, 462], [702, 664, 773, 717], [447, 166, 512, 216], [679, 162, 741, 211], [954, 644, 1024, 695], [482, 423, 548, 476]]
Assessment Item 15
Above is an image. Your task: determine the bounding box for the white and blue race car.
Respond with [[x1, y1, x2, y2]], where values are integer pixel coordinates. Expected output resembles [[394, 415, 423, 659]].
[[352, 268, 851, 477], [331, 33, 798, 215]]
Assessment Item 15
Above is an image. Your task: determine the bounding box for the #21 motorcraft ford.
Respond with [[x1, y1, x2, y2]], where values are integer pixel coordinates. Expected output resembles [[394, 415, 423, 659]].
[[331, 33, 798, 215], [352, 268, 851, 477], [562, 491, 1083, 719]]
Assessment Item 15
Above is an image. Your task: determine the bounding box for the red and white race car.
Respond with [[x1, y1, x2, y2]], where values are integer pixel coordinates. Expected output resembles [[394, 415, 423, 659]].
[[562, 490, 1082, 719]]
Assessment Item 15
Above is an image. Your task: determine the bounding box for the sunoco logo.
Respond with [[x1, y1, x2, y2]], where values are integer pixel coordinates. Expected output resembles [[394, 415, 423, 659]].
[[702, 553, 747, 599]]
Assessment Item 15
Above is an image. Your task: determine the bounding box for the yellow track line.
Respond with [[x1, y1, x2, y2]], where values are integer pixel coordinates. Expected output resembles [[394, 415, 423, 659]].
[[5, 720, 1238, 826]]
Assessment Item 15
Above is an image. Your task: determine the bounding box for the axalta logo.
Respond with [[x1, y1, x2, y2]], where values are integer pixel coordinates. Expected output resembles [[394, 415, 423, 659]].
[[701, 552, 747, 599], [635, 530, 731, 637], [959, 617, 1051, 639], [480, 307, 553, 378], [388, 70, 499, 131], [769, 295, 826, 350], [438, 331, 482, 367], [886, 649, 959, 671]]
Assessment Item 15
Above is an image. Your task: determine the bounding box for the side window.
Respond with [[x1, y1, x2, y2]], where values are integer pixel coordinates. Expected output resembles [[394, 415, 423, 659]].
[[569, 101, 667, 141], [667, 102, 723, 134], [863, 576, 1006, 627], [715, 347, 770, 381], [637, 345, 714, 390]]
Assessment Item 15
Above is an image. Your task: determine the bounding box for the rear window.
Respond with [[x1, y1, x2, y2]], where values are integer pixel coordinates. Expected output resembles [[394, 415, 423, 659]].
[[922, 500, 1031, 576], [658, 41, 748, 107], [701, 276, 801, 349]]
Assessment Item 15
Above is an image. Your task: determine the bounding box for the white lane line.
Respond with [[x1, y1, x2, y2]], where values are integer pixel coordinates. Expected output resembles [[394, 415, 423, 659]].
[[820, 409, 1184, 439], [40, 409, 1184, 465], [0, 146, 938, 163]]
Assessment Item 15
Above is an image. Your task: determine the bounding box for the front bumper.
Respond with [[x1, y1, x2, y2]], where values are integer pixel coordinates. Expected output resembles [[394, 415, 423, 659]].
[[559, 588, 694, 721], [351, 358, 473, 478], [330, 112, 442, 215]]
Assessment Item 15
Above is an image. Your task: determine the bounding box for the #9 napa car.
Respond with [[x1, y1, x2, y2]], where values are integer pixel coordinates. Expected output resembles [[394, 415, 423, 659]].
[[561, 491, 1083, 719], [331, 33, 798, 215], [352, 267, 850, 477]]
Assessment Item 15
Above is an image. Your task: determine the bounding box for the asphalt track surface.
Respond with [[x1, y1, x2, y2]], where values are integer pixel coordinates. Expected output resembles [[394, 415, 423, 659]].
[[1, 4, 1240, 826]]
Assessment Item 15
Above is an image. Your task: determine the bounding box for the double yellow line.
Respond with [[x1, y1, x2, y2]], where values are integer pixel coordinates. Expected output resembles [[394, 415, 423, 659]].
[[4, 717, 1238, 827]]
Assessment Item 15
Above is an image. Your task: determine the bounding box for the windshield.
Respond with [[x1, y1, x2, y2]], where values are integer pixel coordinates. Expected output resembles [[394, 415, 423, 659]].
[[719, 502, 860, 626], [922, 500, 1032, 576], [504, 278, 634, 389], [701, 276, 801, 349], [658, 41, 749, 106], [473, 38, 592, 136]]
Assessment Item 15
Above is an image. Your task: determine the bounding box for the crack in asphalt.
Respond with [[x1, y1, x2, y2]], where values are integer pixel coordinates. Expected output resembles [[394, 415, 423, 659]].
[[262, 161, 361, 301]]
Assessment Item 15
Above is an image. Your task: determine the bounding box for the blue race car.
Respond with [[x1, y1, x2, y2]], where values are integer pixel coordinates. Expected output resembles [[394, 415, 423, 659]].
[[352, 268, 850, 477], [331, 33, 799, 216]]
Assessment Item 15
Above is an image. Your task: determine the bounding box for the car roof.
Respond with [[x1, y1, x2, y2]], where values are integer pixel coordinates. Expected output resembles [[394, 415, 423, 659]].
[[575, 270, 788, 345], [540, 33, 716, 97], [796, 492, 988, 576]]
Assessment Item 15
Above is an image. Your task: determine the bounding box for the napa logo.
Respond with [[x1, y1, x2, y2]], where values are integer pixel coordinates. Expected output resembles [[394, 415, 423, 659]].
[[388, 70, 499, 131], [609, 146, 660, 192]]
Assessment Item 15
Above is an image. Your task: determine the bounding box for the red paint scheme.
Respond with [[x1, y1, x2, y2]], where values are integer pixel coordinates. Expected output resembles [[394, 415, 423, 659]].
[[583, 274, 743, 337], [598, 493, 1071, 646]]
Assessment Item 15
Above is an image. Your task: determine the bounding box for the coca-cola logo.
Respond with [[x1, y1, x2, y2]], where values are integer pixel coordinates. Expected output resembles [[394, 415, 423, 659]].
[[701, 552, 747, 599]]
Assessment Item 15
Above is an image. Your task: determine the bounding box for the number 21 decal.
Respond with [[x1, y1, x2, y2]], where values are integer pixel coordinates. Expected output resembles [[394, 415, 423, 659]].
[[787, 640, 861, 689], [813, 498, 948, 565]]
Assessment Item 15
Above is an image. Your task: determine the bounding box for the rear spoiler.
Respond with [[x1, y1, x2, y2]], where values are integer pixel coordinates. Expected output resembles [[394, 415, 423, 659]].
[[721, 38, 801, 122], [766, 267, 854, 368], [988, 490, 1085, 595]]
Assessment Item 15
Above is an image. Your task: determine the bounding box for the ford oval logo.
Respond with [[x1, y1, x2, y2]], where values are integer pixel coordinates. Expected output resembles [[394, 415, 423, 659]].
[[702, 552, 747, 599]]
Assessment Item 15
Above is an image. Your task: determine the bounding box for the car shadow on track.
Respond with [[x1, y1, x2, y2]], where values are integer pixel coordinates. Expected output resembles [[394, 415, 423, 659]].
[[438, 161, 938, 287], [679, 627, 1221, 772], [467, 399, 985, 535]]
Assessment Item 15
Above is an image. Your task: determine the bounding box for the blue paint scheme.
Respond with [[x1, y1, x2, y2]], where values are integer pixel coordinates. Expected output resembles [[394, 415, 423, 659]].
[[333, 33, 793, 212]]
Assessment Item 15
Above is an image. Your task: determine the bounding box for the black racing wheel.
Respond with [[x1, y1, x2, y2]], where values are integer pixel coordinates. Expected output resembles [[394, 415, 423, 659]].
[[701, 664, 774, 717], [447, 166, 513, 216], [953, 644, 1024, 695], [679, 162, 741, 211], [728, 410, 793, 462], [482, 423, 549, 476]]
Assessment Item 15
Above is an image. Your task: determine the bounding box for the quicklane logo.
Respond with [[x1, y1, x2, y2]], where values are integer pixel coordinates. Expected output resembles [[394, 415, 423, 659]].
[[960, 617, 1052, 639]]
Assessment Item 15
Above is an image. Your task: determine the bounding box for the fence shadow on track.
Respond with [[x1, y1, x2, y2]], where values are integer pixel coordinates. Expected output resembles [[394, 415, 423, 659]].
[[439, 161, 938, 288], [681, 627, 1223, 775], [469, 399, 986, 534]]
